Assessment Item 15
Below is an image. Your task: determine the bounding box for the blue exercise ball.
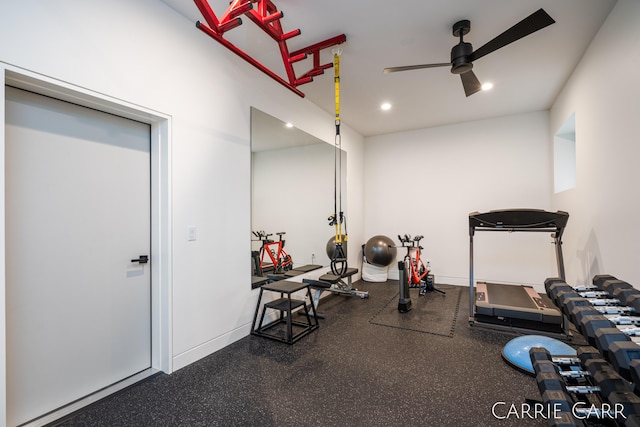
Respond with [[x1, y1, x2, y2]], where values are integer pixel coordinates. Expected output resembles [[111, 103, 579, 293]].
[[364, 235, 397, 267], [502, 335, 576, 375]]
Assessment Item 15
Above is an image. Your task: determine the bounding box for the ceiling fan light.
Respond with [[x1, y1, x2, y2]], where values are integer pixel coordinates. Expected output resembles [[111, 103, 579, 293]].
[[381, 102, 392, 111], [481, 82, 494, 91]]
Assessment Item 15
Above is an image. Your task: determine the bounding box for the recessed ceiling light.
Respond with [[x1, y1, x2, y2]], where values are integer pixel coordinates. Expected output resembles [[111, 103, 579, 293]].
[[285, 122, 294, 128], [482, 82, 494, 91], [381, 102, 392, 111]]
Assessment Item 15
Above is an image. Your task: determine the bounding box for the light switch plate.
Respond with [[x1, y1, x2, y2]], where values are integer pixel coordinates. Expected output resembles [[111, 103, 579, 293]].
[[187, 226, 197, 241]]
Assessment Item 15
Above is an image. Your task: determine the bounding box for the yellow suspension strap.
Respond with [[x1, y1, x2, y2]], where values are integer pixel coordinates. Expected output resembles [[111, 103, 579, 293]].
[[334, 49, 341, 134], [329, 48, 347, 276]]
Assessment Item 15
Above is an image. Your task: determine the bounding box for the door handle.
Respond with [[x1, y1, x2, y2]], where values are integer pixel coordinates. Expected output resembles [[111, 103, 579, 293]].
[[131, 255, 149, 264]]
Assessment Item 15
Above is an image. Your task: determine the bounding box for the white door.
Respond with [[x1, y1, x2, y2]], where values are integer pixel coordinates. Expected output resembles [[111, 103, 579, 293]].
[[5, 86, 151, 426]]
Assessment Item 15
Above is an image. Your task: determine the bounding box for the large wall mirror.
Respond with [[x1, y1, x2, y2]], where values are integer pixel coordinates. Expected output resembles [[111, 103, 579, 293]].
[[251, 107, 346, 286]]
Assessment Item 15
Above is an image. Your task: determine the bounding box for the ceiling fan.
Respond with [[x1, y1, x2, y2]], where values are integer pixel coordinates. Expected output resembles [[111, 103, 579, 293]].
[[383, 8, 555, 97]]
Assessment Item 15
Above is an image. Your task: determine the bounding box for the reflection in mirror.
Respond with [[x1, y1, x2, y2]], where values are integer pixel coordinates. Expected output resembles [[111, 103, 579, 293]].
[[251, 107, 346, 287]]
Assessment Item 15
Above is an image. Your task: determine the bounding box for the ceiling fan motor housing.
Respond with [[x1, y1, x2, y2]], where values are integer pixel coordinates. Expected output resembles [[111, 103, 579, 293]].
[[450, 42, 473, 74]]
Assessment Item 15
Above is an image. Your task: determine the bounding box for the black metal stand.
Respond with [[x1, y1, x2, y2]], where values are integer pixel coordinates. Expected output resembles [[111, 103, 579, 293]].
[[251, 280, 319, 344], [423, 273, 446, 295]]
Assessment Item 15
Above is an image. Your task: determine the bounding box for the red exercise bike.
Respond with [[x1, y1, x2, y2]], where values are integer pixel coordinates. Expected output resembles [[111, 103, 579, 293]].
[[398, 234, 443, 296], [398, 234, 428, 286], [252, 230, 293, 275]]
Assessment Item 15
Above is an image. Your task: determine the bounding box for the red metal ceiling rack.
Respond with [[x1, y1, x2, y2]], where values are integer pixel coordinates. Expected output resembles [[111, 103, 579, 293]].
[[194, 0, 346, 97]]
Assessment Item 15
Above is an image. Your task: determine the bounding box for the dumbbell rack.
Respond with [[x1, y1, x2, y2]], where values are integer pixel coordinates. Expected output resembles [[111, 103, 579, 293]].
[[532, 274, 640, 425], [546, 275, 640, 381], [529, 345, 640, 426]]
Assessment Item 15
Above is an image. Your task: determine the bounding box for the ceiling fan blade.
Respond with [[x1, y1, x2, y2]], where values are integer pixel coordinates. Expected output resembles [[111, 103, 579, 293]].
[[469, 8, 555, 62], [383, 63, 450, 74], [460, 70, 482, 97]]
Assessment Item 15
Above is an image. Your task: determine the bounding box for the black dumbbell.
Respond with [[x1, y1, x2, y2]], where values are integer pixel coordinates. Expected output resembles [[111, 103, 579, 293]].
[[530, 346, 599, 368], [533, 354, 597, 390], [537, 370, 566, 395], [570, 305, 601, 326], [530, 347, 575, 364], [633, 302, 640, 318], [629, 359, 640, 398], [545, 277, 567, 286], [562, 296, 591, 318], [601, 279, 633, 295], [551, 411, 587, 427], [624, 415, 640, 427], [595, 328, 632, 360], [608, 391, 640, 421], [584, 357, 612, 377], [568, 364, 632, 419], [563, 294, 590, 309], [577, 346, 603, 364], [592, 366, 634, 399], [628, 295, 640, 314], [614, 287, 640, 306], [541, 389, 573, 414], [545, 277, 568, 292], [579, 314, 616, 347], [553, 287, 578, 302], [530, 347, 582, 378], [551, 286, 577, 306], [530, 346, 552, 362], [547, 282, 574, 302], [609, 341, 640, 381], [557, 291, 582, 305], [535, 359, 560, 377], [536, 370, 599, 398], [593, 274, 618, 289]]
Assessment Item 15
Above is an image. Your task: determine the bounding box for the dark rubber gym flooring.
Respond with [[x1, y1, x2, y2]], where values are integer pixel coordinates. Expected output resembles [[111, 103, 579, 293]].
[[52, 281, 556, 427]]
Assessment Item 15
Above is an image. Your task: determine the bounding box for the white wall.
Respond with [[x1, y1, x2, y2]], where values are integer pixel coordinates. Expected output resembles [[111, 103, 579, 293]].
[[364, 111, 554, 287], [0, 0, 365, 408], [550, 0, 640, 287]]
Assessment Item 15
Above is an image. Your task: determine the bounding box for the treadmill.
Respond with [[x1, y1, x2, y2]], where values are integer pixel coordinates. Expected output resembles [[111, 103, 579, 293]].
[[468, 209, 570, 337]]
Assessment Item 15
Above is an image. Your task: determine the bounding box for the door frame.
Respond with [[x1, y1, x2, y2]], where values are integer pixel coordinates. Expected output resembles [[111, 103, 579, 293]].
[[0, 63, 173, 425]]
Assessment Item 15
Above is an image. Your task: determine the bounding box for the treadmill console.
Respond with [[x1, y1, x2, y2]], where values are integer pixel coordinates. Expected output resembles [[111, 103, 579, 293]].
[[469, 208, 569, 232], [476, 291, 486, 302]]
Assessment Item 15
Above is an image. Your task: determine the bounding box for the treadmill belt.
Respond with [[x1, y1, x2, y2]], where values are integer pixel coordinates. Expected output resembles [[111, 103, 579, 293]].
[[475, 282, 562, 326], [483, 282, 537, 309]]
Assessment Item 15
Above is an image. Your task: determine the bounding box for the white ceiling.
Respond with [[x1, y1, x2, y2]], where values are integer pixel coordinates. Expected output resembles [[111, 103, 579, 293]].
[[159, 0, 617, 137]]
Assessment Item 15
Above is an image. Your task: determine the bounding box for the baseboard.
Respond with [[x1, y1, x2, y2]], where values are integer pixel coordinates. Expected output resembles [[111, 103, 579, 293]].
[[172, 324, 252, 372]]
